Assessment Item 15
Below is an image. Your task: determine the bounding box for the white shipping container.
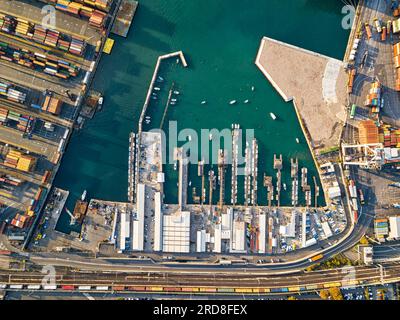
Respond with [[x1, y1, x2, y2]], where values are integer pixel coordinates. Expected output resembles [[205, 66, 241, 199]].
[[27, 284, 41, 290], [96, 286, 109, 291], [43, 285, 57, 290], [9, 284, 23, 289], [78, 285, 91, 290]]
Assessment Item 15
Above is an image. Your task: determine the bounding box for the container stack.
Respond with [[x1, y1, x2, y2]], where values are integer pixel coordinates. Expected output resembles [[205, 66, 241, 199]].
[[11, 214, 30, 229], [347, 68, 356, 94], [42, 95, 63, 115], [44, 29, 59, 48], [0, 15, 14, 33], [89, 10, 107, 28], [33, 25, 47, 43], [69, 37, 85, 55], [0, 107, 8, 124], [364, 81, 381, 114], [7, 88, 26, 104], [393, 43, 400, 91], [15, 19, 29, 36], [4, 149, 37, 172]]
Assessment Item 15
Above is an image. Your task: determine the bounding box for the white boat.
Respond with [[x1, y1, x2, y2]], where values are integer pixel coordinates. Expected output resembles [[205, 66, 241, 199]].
[[189, 181, 192, 187], [209, 133, 213, 140], [270, 112, 277, 120], [171, 98, 177, 102], [283, 183, 287, 191], [154, 87, 161, 91], [244, 100, 249, 104], [201, 100, 207, 105], [296, 138, 300, 144], [229, 100, 237, 105], [188, 135, 192, 141], [81, 190, 87, 201], [158, 76, 164, 81], [173, 162, 177, 170], [251, 86, 255, 91], [98, 96, 103, 106], [174, 91, 180, 95], [151, 96, 157, 100]]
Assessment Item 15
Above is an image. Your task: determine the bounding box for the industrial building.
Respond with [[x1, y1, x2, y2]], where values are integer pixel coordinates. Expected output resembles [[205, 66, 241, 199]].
[[162, 211, 190, 253]]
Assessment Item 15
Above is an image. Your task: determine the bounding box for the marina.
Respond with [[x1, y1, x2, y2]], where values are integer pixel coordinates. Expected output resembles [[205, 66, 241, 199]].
[[51, 3, 346, 238]]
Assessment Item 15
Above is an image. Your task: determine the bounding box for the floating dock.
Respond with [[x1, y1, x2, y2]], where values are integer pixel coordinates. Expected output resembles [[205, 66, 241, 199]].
[[111, 0, 139, 38]]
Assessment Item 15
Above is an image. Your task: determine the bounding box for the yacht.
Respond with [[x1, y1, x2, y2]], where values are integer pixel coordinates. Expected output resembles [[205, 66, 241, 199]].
[[81, 190, 87, 201], [174, 90, 180, 95], [270, 112, 277, 120]]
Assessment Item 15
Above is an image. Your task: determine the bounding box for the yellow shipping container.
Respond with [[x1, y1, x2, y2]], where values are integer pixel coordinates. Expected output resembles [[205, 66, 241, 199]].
[[288, 286, 301, 292]]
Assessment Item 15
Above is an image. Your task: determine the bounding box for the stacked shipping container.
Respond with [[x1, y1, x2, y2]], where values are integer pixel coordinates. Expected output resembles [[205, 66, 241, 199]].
[[0, 13, 86, 56]]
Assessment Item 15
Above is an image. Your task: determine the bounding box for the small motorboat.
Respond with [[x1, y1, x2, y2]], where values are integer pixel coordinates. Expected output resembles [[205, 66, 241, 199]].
[[201, 100, 207, 105], [158, 76, 164, 81], [174, 90, 180, 95], [296, 138, 300, 144], [171, 98, 177, 102], [244, 99, 249, 104], [151, 96, 158, 100], [229, 100, 237, 105], [189, 181, 192, 187], [209, 133, 213, 141], [270, 112, 277, 120], [188, 135, 192, 141], [173, 162, 177, 170], [154, 87, 161, 91], [283, 183, 287, 191], [251, 86, 255, 91]]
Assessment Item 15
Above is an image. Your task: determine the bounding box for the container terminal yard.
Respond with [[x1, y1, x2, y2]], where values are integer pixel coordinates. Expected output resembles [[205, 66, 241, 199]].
[[2, 0, 400, 300], [0, 0, 137, 251]]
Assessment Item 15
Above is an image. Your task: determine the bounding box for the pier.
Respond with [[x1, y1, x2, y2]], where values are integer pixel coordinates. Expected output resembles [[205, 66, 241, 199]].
[[218, 150, 226, 211], [128, 132, 136, 203], [251, 139, 259, 206], [159, 82, 175, 129], [231, 124, 240, 206], [175, 147, 188, 211], [291, 158, 299, 207], [274, 154, 283, 207]]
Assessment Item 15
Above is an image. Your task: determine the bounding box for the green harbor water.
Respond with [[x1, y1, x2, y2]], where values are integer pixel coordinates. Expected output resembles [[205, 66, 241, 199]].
[[55, 0, 350, 233]]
